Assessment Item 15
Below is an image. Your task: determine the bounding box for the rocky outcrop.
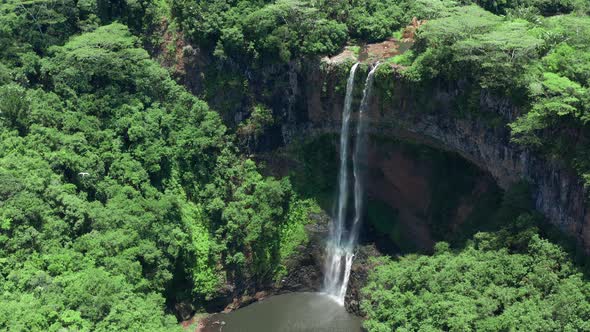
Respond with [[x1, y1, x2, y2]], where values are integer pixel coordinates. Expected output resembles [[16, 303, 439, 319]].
[[175, 44, 590, 315], [277, 212, 328, 293], [278, 61, 590, 252], [201, 210, 329, 316], [344, 244, 383, 316]]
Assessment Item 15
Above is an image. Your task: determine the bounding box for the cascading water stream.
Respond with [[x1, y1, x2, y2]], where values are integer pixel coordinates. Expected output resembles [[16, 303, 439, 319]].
[[338, 62, 380, 301], [349, 62, 379, 247], [323, 63, 359, 301], [324, 62, 380, 305]]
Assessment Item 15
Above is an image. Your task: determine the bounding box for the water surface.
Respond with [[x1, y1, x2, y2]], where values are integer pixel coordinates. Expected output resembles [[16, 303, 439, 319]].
[[203, 292, 362, 332]]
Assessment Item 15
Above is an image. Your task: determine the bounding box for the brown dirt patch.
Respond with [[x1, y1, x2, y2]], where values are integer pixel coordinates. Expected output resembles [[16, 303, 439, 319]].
[[323, 48, 357, 65], [325, 18, 423, 65], [359, 39, 405, 63]]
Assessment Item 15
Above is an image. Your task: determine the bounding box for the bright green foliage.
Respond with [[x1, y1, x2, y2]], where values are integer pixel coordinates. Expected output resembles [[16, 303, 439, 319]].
[[0, 0, 166, 63], [274, 198, 320, 280], [453, 20, 543, 90], [202, 152, 299, 283], [542, 44, 590, 85], [513, 44, 590, 137], [241, 0, 348, 61], [315, 0, 460, 42], [0, 22, 316, 330], [504, 16, 590, 185], [171, 0, 467, 63], [385, 51, 415, 66], [181, 201, 220, 299], [406, 4, 584, 89], [344, 1, 406, 41], [172, 0, 348, 63], [404, 5, 500, 82], [472, 0, 588, 15], [408, 5, 544, 90], [394, 3, 590, 191], [279, 199, 320, 263], [362, 223, 590, 331], [510, 71, 589, 145], [3, 0, 590, 330]]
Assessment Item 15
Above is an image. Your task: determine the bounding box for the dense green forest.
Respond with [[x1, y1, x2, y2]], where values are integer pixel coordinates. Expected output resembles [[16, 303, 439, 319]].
[[2, 0, 590, 331], [361, 185, 590, 331], [362, 229, 590, 331], [0, 2, 316, 330]]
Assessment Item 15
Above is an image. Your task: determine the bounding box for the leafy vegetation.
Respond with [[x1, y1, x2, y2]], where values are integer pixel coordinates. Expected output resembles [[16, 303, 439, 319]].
[[0, 5, 317, 330], [170, 0, 468, 64], [362, 228, 590, 331], [171, 0, 348, 64], [4, 0, 590, 330], [360, 1, 590, 329], [361, 180, 590, 330], [366, 1, 590, 192]]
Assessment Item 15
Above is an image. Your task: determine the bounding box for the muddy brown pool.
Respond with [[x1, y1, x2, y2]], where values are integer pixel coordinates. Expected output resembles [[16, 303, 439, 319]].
[[203, 292, 362, 332]]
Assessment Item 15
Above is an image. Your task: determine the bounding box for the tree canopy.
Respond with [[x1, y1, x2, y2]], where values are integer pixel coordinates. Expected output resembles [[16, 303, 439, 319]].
[[362, 230, 590, 331], [0, 18, 317, 331], [3, 0, 590, 330]]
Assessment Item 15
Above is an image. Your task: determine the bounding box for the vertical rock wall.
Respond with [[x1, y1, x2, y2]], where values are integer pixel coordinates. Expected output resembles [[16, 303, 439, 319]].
[[178, 48, 590, 252]]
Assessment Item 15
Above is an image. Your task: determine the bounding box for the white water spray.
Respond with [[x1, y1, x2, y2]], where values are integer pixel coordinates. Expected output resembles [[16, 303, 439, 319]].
[[323, 63, 359, 301], [349, 62, 379, 246], [324, 63, 380, 305]]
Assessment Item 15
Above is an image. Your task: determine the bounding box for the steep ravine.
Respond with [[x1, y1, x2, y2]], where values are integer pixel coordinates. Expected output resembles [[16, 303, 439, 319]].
[[292, 61, 590, 253], [176, 44, 590, 253], [172, 43, 590, 318]]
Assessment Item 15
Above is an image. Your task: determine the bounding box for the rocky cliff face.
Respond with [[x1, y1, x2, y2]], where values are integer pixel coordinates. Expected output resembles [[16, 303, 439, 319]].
[[196, 211, 328, 318], [278, 60, 590, 253], [177, 43, 590, 252], [176, 44, 590, 316]]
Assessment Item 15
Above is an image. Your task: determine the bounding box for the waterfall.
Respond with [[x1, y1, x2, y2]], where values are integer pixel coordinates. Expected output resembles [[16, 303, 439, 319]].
[[323, 62, 359, 301], [338, 63, 380, 300], [324, 62, 379, 305], [349, 62, 379, 246]]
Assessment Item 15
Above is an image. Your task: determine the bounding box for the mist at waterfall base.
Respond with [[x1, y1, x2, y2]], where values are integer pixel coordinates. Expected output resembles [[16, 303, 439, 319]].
[[323, 63, 379, 305]]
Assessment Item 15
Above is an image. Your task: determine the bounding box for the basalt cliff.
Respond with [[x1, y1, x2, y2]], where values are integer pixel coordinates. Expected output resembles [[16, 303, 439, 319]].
[[174, 42, 590, 255]]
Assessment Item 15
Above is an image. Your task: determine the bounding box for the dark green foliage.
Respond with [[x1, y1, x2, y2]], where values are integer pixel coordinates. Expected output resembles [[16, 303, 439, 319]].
[[3, 0, 590, 330], [361, 221, 590, 331], [344, 0, 460, 42], [170, 0, 466, 64], [169, 0, 587, 67], [287, 134, 339, 208], [172, 0, 348, 64], [0, 22, 317, 330], [0, 0, 167, 63]]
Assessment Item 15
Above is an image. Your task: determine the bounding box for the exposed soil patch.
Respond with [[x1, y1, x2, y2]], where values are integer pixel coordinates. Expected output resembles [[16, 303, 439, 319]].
[[452, 178, 492, 233], [325, 38, 413, 65], [158, 18, 188, 75], [364, 142, 436, 252], [358, 38, 412, 63], [359, 137, 501, 253], [325, 18, 422, 65], [402, 17, 427, 42], [323, 48, 357, 65]]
